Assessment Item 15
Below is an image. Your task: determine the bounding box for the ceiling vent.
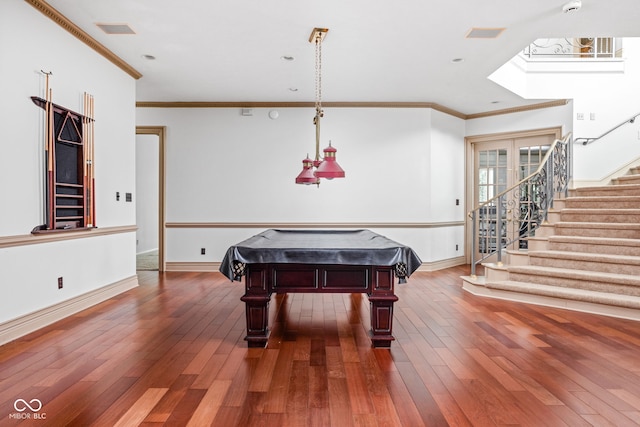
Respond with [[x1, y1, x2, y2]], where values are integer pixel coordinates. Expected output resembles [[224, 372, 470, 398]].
[[96, 23, 136, 35], [465, 28, 505, 39]]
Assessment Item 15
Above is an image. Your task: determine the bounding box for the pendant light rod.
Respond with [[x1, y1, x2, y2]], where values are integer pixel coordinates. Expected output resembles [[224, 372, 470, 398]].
[[296, 27, 345, 185], [312, 28, 327, 165], [314, 110, 321, 164]]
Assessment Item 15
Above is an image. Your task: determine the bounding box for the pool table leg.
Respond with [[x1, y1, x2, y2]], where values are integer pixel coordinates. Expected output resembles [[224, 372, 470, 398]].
[[368, 294, 399, 348], [240, 294, 271, 347]]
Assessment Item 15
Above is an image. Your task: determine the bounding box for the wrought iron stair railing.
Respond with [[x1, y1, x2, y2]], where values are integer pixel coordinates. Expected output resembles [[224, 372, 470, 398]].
[[468, 133, 572, 277]]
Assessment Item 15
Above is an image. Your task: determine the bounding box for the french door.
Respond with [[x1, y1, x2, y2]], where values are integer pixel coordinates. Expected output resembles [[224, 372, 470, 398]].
[[470, 129, 560, 260]]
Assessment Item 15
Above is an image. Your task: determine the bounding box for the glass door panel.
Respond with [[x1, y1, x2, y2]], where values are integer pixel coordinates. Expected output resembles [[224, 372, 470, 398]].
[[515, 138, 552, 249], [475, 142, 510, 257], [473, 134, 554, 259]]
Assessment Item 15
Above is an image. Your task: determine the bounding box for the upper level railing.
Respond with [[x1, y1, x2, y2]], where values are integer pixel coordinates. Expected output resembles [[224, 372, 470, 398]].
[[468, 134, 572, 277], [523, 38, 622, 59]]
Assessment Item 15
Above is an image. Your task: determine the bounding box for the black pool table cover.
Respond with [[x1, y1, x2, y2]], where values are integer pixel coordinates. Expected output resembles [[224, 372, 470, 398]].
[[220, 229, 422, 282]]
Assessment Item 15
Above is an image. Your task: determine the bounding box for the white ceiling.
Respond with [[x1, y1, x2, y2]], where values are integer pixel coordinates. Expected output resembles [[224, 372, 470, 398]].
[[44, 0, 640, 115]]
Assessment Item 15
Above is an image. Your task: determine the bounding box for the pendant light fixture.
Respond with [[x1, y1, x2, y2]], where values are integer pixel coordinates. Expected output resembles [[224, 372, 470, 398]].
[[295, 28, 345, 186]]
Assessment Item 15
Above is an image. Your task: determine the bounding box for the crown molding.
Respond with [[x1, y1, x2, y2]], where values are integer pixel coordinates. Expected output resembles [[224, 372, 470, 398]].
[[25, 0, 142, 79], [465, 99, 569, 119], [135, 101, 467, 118], [136, 99, 569, 120]]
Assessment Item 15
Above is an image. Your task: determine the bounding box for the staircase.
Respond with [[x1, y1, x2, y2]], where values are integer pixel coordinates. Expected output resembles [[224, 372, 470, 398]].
[[462, 166, 640, 321]]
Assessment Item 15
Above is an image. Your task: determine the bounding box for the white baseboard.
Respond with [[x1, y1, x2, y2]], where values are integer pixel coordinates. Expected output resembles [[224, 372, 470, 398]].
[[417, 256, 466, 272], [0, 275, 139, 346], [136, 248, 159, 256], [165, 262, 220, 272]]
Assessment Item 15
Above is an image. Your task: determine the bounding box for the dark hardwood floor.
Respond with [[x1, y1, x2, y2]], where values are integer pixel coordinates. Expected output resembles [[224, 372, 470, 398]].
[[2, 265, 640, 426]]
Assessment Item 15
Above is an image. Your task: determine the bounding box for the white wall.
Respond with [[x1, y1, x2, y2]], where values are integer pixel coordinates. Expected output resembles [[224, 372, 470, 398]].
[[490, 38, 640, 181], [136, 106, 467, 264], [426, 110, 467, 260], [570, 39, 640, 181], [135, 134, 159, 254], [430, 110, 466, 221], [0, 2, 137, 325]]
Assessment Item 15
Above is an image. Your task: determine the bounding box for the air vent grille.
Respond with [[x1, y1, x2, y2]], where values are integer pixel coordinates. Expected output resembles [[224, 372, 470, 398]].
[[96, 23, 136, 35], [466, 28, 505, 39]]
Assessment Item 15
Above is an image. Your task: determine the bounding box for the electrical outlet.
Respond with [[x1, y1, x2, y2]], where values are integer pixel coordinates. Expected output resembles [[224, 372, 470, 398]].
[[201, 248, 206, 255], [58, 277, 63, 289], [455, 199, 460, 206], [455, 244, 459, 251], [116, 191, 120, 201], [576, 113, 584, 120]]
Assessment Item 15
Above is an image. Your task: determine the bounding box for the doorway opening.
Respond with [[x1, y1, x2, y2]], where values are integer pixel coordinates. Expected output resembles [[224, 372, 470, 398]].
[[135, 126, 166, 272]]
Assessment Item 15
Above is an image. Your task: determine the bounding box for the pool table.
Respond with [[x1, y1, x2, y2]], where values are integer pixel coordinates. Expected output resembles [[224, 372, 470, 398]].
[[220, 229, 421, 348]]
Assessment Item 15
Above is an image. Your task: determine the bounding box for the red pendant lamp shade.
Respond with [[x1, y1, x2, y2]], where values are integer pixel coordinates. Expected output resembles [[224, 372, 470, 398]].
[[295, 156, 320, 185], [314, 143, 345, 179]]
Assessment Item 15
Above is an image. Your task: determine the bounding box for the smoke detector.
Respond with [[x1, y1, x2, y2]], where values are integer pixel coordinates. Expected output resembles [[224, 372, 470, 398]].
[[562, 0, 582, 13]]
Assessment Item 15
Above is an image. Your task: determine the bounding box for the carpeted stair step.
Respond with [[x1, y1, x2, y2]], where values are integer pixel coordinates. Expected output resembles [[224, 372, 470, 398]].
[[553, 222, 640, 239], [486, 279, 640, 310], [527, 250, 640, 275], [559, 208, 640, 223], [612, 174, 640, 185], [507, 265, 640, 296], [563, 196, 640, 209], [470, 165, 640, 317], [548, 235, 640, 257], [571, 183, 640, 197]]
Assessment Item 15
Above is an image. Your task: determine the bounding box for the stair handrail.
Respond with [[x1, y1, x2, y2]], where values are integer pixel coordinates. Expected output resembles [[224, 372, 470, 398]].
[[574, 112, 640, 145], [468, 133, 572, 277]]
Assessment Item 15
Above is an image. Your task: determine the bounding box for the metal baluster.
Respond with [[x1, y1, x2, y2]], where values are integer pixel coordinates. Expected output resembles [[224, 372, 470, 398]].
[[471, 210, 477, 278], [496, 195, 503, 266]]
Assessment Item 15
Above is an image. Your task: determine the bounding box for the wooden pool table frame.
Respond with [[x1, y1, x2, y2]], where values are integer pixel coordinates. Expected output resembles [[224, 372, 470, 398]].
[[240, 263, 399, 348]]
